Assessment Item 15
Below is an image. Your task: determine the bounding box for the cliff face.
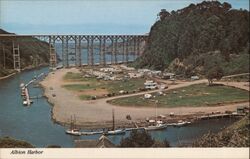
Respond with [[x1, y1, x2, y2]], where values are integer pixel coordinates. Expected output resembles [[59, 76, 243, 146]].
[[136, 1, 249, 76], [0, 29, 50, 77]]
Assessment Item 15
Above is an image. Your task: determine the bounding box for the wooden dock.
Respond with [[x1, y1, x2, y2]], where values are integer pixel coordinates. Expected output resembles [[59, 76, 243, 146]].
[[21, 86, 31, 106], [24, 87, 31, 106], [198, 113, 243, 120]]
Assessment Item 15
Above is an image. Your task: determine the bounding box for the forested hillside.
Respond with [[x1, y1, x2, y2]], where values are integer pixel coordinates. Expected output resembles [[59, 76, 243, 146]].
[[0, 29, 50, 77], [193, 116, 249, 147], [136, 1, 249, 77]]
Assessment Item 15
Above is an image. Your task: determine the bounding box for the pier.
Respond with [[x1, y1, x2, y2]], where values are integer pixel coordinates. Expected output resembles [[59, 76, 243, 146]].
[[198, 113, 244, 120], [21, 86, 31, 106], [20, 72, 45, 106]]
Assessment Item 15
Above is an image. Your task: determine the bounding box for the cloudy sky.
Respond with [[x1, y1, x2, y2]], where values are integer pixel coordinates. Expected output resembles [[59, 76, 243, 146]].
[[0, 0, 249, 34]]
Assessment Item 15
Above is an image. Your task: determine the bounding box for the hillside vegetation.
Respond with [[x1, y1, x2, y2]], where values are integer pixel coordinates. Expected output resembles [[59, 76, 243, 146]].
[[136, 1, 249, 77], [0, 29, 50, 77], [193, 116, 249, 147], [0, 137, 34, 148]]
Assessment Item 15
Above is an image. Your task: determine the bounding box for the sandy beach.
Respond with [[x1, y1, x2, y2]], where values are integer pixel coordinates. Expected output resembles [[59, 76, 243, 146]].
[[40, 68, 249, 129]]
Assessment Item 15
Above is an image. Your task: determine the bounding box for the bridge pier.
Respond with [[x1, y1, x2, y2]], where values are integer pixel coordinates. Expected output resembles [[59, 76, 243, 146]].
[[75, 36, 82, 67], [100, 36, 106, 66], [49, 36, 57, 68], [62, 36, 69, 68], [89, 37, 94, 66], [114, 37, 118, 64], [136, 37, 140, 57], [125, 36, 129, 63], [133, 37, 136, 61], [111, 38, 115, 65], [12, 41, 21, 72]]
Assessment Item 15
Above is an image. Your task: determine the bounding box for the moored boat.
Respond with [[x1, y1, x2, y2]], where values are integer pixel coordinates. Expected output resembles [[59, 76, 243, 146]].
[[65, 129, 81, 136], [144, 123, 167, 131], [23, 101, 28, 106], [65, 115, 81, 136], [103, 109, 126, 136], [81, 131, 103, 135], [144, 100, 167, 131], [104, 129, 126, 135], [174, 120, 191, 127]]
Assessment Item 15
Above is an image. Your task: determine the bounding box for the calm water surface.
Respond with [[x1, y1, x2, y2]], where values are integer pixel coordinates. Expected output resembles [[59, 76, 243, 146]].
[[0, 67, 238, 147]]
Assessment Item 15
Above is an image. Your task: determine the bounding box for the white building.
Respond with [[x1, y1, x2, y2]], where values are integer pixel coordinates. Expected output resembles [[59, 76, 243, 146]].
[[144, 80, 157, 89]]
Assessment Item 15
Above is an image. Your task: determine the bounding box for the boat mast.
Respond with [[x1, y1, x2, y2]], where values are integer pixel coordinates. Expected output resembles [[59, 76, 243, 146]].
[[155, 100, 158, 124], [70, 115, 73, 130], [112, 109, 115, 131], [74, 114, 77, 130]]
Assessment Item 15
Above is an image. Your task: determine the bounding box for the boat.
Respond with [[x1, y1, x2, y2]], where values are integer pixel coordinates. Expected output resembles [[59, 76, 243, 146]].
[[23, 101, 28, 106], [144, 100, 167, 131], [65, 115, 81, 136], [104, 129, 125, 135], [144, 123, 167, 131], [174, 120, 191, 127], [20, 83, 25, 88], [81, 131, 103, 135], [65, 129, 81, 136], [103, 109, 126, 135]]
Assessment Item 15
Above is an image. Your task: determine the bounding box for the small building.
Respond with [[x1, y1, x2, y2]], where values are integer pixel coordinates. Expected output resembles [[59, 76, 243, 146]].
[[144, 93, 152, 99], [151, 70, 162, 76], [162, 73, 175, 79], [100, 68, 115, 72], [74, 135, 115, 148], [191, 76, 199, 80], [144, 80, 157, 89], [237, 106, 248, 114], [128, 72, 144, 78], [138, 69, 151, 74], [169, 112, 175, 117]]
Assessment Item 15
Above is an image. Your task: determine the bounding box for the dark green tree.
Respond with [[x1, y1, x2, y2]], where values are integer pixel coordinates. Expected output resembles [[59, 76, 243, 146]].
[[206, 65, 224, 85], [0, 137, 34, 148], [136, 1, 249, 76], [120, 130, 170, 147]]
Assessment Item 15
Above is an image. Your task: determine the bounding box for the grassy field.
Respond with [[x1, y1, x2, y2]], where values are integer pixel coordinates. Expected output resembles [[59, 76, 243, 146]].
[[79, 94, 93, 100], [62, 72, 145, 99], [63, 84, 97, 91], [109, 84, 249, 107], [63, 72, 97, 82], [106, 78, 144, 93]]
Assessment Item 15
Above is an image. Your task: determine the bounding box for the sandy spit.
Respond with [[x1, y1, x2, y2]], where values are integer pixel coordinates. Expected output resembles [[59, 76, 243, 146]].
[[40, 68, 249, 129]]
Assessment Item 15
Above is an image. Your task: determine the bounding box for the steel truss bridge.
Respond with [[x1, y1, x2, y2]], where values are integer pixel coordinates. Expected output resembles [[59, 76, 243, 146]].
[[0, 34, 148, 71]]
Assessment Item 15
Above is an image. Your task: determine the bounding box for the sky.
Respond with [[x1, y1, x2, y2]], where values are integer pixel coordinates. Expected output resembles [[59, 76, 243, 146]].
[[0, 0, 249, 35]]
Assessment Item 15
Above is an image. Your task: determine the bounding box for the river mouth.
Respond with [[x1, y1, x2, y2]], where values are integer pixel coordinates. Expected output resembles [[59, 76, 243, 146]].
[[0, 67, 241, 147]]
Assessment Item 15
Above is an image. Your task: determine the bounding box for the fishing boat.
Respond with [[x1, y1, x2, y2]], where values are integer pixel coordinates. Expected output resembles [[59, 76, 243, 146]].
[[80, 130, 103, 135], [103, 109, 126, 135], [104, 129, 125, 135], [144, 100, 167, 131], [65, 129, 81, 136], [174, 120, 191, 127], [23, 101, 28, 106], [65, 115, 81, 136], [144, 123, 167, 131]]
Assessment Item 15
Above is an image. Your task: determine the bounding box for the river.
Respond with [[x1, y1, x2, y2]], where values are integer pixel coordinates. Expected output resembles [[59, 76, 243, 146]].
[[0, 67, 238, 147]]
